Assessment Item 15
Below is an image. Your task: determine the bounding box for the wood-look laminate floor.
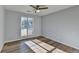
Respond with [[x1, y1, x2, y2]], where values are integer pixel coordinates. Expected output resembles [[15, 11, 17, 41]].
[[1, 37, 79, 53]]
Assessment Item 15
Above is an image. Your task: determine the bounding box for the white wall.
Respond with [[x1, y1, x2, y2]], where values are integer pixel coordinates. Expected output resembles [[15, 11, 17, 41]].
[[5, 10, 41, 43], [0, 6, 5, 51], [42, 6, 79, 49]]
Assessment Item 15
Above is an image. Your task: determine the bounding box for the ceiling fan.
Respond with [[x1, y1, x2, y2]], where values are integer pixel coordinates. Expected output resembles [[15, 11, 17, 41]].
[[30, 5, 48, 13]]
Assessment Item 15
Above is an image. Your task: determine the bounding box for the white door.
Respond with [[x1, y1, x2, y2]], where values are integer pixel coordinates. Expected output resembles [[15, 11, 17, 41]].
[[21, 17, 33, 39]]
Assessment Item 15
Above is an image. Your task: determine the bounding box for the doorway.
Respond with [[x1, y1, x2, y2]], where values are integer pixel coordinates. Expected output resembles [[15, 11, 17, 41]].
[[21, 16, 33, 38]]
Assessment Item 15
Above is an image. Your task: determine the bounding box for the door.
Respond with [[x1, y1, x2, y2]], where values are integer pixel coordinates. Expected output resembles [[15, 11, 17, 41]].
[[21, 16, 33, 38]]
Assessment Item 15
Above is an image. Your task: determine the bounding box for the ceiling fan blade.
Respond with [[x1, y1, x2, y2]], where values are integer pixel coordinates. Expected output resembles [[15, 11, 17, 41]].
[[39, 7, 48, 10], [30, 5, 37, 9]]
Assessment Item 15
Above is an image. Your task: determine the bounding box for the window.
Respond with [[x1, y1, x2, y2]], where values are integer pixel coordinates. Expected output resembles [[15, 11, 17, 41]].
[[21, 17, 33, 37]]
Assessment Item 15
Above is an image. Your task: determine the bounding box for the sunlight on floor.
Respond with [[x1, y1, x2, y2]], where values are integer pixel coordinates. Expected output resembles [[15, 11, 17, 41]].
[[25, 39, 67, 53]]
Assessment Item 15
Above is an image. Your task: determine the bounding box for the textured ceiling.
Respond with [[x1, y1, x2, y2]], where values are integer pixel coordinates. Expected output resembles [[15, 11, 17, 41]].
[[4, 5, 75, 16]]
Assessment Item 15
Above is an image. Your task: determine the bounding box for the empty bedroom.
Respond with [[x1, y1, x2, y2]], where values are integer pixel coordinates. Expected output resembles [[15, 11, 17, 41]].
[[0, 5, 79, 53]]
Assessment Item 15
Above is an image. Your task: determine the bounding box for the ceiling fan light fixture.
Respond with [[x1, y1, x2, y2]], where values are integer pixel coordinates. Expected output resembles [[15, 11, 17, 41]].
[[30, 5, 48, 13], [36, 10, 40, 13]]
